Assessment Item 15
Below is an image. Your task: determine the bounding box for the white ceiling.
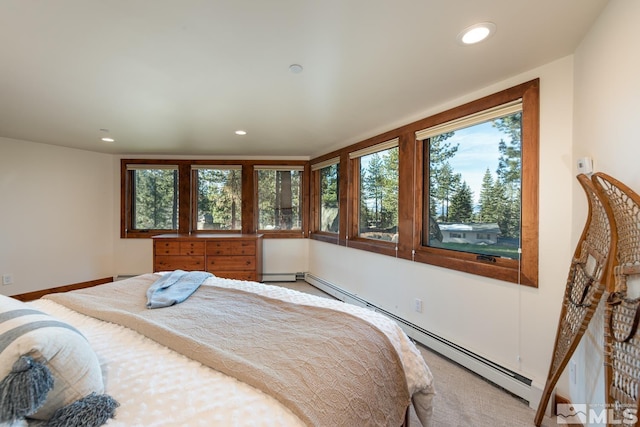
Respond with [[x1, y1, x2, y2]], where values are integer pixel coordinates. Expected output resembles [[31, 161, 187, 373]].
[[0, 0, 608, 158]]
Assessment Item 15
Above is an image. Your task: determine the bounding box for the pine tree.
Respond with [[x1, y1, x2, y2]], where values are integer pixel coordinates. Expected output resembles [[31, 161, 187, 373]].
[[493, 112, 522, 239], [449, 181, 474, 223], [428, 133, 458, 220], [433, 163, 460, 221], [381, 147, 399, 230], [134, 169, 178, 229], [478, 168, 496, 223], [361, 153, 385, 228]]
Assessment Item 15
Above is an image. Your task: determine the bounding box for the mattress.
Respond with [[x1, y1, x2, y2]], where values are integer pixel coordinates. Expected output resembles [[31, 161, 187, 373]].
[[28, 276, 434, 426]]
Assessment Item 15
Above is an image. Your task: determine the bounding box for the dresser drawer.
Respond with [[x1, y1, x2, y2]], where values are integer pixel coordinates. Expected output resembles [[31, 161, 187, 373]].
[[206, 240, 256, 256], [179, 241, 205, 255], [211, 271, 257, 281], [207, 256, 255, 271], [155, 255, 205, 271], [155, 241, 181, 255]]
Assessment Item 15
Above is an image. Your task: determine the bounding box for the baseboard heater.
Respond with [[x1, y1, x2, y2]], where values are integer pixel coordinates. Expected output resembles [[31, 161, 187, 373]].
[[262, 273, 297, 282], [304, 273, 539, 407]]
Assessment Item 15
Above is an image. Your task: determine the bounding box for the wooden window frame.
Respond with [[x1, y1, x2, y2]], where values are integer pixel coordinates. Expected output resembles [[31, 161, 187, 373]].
[[310, 79, 539, 286], [253, 162, 310, 239], [121, 159, 309, 239], [310, 158, 341, 244], [310, 153, 350, 245], [345, 142, 399, 257], [121, 160, 188, 238], [412, 79, 539, 287]]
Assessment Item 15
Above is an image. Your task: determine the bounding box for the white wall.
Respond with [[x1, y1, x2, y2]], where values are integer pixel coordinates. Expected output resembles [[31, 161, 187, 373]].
[[573, 0, 640, 187], [0, 137, 115, 295], [309, 55, 577, 395], [570, 0, 640, 415]]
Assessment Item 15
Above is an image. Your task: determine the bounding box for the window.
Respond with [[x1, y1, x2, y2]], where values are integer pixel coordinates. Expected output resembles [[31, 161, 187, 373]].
[[122, 159, 307, 238], [359, 148, 398, 241], [414, 79, 539, 286], [420, 101, 522, 259], [125, 165, 179, 234], [309, 79, 538, 286], [348, 139, 399, 248], [192, 166, 242, 231], [256, 166, 303, 232], [311, 158, 340, 234]]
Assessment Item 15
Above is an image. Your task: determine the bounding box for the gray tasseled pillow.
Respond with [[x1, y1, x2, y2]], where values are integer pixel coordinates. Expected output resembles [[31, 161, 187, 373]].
[[0, 294, 118, 425]]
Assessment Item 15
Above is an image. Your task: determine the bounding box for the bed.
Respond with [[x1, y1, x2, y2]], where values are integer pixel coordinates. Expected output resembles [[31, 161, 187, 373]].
[[1, 273, 434, 426]]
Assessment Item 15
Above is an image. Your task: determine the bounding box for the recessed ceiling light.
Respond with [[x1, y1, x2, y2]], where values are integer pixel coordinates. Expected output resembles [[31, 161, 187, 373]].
[[235, 130, 247, 135], [99, 128, 114, 142], [289, 64, 303, 74], [457, 22, 496, 45]]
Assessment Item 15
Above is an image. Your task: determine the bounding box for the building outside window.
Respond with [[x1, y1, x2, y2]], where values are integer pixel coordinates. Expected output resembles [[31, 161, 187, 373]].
[[256, 166, 303, 231]]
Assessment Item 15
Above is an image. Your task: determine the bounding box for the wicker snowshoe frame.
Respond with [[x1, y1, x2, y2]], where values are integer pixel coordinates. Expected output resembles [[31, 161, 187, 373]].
[[534, 174, 612, 426], [592, 172, 640, 426]]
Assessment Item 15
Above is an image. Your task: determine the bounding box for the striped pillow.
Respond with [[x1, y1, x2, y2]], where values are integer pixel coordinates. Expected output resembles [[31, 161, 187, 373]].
[[0, 294, 104, 421]]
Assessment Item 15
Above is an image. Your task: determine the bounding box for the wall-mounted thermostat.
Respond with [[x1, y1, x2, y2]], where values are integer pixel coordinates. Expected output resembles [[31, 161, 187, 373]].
[[577, 157, 593, 174]]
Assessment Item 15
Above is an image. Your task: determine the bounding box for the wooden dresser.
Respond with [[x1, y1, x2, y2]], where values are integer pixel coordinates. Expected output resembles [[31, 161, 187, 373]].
[[153, 234, 263, 281]]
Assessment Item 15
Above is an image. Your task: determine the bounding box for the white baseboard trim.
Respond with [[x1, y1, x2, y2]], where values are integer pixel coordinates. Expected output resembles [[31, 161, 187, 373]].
[[304, 272, 549, 410]]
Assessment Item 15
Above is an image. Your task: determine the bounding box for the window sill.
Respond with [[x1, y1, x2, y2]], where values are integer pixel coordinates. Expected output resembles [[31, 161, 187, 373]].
[[413, 247, 537, 287]]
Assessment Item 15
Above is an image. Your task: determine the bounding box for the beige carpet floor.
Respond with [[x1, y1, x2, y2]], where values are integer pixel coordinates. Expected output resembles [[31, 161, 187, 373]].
[[273, 280, 558, 427]]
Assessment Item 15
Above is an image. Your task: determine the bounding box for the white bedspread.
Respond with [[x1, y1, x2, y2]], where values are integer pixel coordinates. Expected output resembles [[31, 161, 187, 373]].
[[29, 276, 434, 426]]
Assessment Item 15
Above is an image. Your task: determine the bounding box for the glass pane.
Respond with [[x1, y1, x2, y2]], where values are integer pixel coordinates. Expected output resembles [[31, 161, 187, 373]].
[[196, 168, 242, 230], [257, 169, 302, 230], [426, 111, 522, 259], [319, 164, 339, 232], [133, 168, 178, 230], [358, 147, 398, 242]]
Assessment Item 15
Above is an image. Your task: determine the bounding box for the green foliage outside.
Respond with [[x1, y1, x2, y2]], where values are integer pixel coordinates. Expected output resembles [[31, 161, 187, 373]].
[[133, 169, 178, 230], [197, 169, 242, 230], [359, 147, 398, 241]]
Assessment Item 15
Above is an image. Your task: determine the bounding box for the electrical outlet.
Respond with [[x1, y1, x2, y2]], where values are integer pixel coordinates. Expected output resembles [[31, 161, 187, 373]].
[[2, 274, 13, 285], [413, 298, 423, 313]]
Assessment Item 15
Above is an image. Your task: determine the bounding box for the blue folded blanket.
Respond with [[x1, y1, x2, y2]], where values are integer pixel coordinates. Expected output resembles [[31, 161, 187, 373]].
[[146, 270, 213, 309]]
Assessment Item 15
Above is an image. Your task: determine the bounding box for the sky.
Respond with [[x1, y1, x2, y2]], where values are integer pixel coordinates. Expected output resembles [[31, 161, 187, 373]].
[[357, 119, 513, 208], [444, 121, 507, 205]]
